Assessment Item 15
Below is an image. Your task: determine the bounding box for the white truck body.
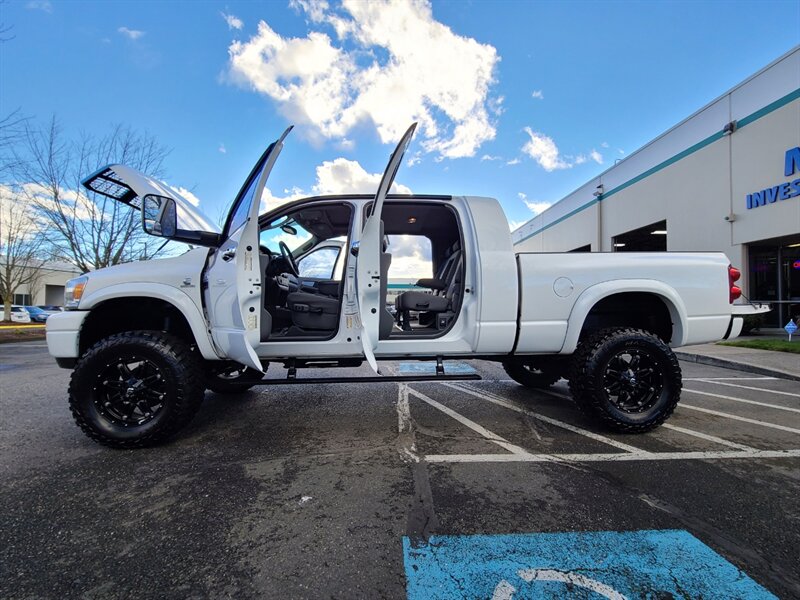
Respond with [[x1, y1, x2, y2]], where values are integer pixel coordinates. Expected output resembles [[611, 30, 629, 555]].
[[46, 124, 768, 447]]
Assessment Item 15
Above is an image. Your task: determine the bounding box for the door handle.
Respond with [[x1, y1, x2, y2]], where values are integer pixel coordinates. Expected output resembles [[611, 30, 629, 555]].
[[222, 248, 236, 262]]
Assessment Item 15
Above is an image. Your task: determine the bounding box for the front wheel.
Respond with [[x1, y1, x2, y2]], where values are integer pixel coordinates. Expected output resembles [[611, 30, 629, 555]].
[[68, 331, 205, 448], [568, 328, 681, 432]]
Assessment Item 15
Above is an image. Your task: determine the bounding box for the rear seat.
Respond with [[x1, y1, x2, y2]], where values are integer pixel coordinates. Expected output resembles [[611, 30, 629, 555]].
[[395, 242, 461, 331]]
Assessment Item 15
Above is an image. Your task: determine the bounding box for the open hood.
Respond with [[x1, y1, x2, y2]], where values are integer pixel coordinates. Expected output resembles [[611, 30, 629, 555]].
[[82, 164, 220, 234]]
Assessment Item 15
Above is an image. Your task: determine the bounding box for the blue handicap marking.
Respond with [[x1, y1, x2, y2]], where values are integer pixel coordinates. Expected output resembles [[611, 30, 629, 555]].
[[398, 361, 477, 375], [403, 530, 776, 599], [785, 320, 798, 335]]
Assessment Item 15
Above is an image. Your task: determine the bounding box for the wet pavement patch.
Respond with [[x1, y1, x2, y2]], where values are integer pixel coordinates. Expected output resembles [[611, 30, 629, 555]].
[[403, 529, 776, 599]]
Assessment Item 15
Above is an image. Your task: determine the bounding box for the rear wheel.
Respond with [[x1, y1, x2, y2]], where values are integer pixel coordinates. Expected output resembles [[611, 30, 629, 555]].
[[569, 328, 681, 432], [503, 358, 562, 388], [69, 331, 205, 448]]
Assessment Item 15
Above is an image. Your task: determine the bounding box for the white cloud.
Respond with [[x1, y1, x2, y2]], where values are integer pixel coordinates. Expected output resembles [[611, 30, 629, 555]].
[[227, 0, 499, 159], [518, 192, 551, 216], [506, 157, 521, 166], [259, 157, 410, 212], [221, 12, 244, 30], [172, 186, 202, 207], [313, 157, 411, 195], [406, 151, 422, 167], [26, 1, 52, 12], [521, 127, 570, 171], [521, 128, 605, 171], [118, 27, 145, 40], [600, 141, 609, 148], [218, 144, 227, 154], [480, 154, 501, 162], [387, 234, 432, 279], [508, 219, 525, 232], [531, 90, 544, 100]]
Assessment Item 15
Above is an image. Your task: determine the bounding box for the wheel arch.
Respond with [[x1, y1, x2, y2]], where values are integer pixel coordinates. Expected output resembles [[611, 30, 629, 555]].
[[560, 280, 688, 354], [78, 284, 219, 359]]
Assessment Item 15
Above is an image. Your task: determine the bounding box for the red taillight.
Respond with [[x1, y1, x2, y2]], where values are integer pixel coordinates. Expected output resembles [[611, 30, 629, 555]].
[[728, 265, 742, 303]]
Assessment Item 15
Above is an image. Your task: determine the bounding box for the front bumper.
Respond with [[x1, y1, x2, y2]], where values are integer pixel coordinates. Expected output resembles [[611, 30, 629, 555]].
[[46, 311, 89, 367]]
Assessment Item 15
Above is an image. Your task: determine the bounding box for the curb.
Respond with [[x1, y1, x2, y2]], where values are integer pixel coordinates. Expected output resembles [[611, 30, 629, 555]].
[[675, 351, 800, 382]]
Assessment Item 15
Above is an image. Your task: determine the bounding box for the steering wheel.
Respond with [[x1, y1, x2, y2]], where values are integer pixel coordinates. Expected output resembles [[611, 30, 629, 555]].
[[279, 241, 299, 276]]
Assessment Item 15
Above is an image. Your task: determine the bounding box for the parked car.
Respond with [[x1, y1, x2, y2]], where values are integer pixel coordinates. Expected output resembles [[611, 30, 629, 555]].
[[38, 305, 65, 312], [25, 306, 52, 323], [9, 306, 31, 323], [47, 123, 769, 448]]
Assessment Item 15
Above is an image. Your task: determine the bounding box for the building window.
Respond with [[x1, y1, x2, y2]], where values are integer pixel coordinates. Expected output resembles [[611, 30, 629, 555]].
[[748, 238, 800, 328], [612, 220, 667, 252], [569, 244, 591, 253], [13, 294, 32, 305]]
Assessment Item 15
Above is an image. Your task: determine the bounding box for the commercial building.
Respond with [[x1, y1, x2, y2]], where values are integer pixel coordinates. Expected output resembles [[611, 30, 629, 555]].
[[2, 258, 82, 307], [512, 47, 800, 327]]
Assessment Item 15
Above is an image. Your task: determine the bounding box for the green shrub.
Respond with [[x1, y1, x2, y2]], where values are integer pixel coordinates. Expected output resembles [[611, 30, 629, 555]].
[[741, 313, 765, 335]]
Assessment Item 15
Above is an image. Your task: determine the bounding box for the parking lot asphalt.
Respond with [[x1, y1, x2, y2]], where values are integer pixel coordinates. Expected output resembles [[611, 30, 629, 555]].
[[1, 342, 798, 599]]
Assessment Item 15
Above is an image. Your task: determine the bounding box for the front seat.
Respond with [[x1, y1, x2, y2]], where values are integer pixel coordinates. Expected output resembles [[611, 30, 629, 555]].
[[286, 290, 339, 331]]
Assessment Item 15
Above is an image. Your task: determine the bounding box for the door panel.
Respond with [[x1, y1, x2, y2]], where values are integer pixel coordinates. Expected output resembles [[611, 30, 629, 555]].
[[205, 127, 293, 370], [357, 123, 417, 373]]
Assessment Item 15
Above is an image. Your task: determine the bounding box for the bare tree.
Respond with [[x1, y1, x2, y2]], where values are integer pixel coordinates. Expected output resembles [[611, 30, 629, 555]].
[[0, 109, 27, 176], [15, 117, 172, 272], [0, 187, 46, 320]]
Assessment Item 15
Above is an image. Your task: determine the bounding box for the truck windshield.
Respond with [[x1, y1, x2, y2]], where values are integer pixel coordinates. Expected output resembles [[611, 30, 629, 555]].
[[260, 217, 313, 256]]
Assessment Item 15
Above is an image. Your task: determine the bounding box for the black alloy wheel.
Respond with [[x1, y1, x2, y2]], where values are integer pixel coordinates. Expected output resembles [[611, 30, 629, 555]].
[[601, 348, 662, 413], [569, 328, 682, 432], [93, 356, 168, 426], [69, 331, 205, 448]]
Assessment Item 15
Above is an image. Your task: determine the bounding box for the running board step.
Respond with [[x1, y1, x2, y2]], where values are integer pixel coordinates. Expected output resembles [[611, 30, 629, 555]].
[[253, 373, 482, 386]]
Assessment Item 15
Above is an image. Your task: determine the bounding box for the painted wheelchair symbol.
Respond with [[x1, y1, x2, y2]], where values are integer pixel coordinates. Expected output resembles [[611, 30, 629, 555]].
[[492, 568, 627, 600]]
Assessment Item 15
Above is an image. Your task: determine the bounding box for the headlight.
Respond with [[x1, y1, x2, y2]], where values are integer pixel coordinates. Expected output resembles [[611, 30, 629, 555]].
[[64, 276, 89, 309]]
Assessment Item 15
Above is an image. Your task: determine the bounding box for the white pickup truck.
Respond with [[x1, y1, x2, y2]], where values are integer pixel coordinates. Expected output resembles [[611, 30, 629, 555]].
[[46, 124, 763, 448]]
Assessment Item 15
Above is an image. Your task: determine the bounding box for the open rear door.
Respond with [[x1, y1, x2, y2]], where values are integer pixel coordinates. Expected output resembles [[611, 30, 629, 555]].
[[357, 123, 417, 373], [204, 126, 293, 371]]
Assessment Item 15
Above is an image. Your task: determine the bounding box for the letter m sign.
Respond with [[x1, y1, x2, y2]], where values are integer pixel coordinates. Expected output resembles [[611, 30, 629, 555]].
[[785, 147, 800, 177]]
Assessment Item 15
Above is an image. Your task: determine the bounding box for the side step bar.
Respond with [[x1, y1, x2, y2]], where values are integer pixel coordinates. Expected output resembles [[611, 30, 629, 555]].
[[253, 373, 481, 386]]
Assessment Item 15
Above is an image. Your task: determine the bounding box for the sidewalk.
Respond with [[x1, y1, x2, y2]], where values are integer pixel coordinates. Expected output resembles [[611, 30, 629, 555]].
[[676, 331, 800, 382]]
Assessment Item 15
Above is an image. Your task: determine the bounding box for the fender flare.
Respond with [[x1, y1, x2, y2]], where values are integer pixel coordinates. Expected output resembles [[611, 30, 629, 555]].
[[80, 283, 221, 360], [559, 279, 688, 354]]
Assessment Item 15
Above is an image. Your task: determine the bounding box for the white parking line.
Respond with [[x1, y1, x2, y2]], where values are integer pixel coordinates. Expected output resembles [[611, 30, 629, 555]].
[[661, 423, 755, 451], [681, 404, 800, 435], [425, 449, 800, 463], [684, 388, 800, 414], [693, 379, 800, 398], [405, 387, 532, 456], [443, 382, 646, 454]]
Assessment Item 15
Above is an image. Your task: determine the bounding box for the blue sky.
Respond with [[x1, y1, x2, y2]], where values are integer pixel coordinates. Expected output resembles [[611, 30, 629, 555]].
[[3, 0, 799, 230]]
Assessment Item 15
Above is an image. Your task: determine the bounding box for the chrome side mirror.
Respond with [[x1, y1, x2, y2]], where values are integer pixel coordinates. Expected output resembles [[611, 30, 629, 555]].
[[350, 241, 360, 257]]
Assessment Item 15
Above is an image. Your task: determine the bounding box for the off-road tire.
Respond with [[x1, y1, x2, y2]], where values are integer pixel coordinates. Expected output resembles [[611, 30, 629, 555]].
[[568, 328, 681, 433], [503, 360, 561, 388], [69, 331, 205, 448], [206, 365, 264, 394]]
